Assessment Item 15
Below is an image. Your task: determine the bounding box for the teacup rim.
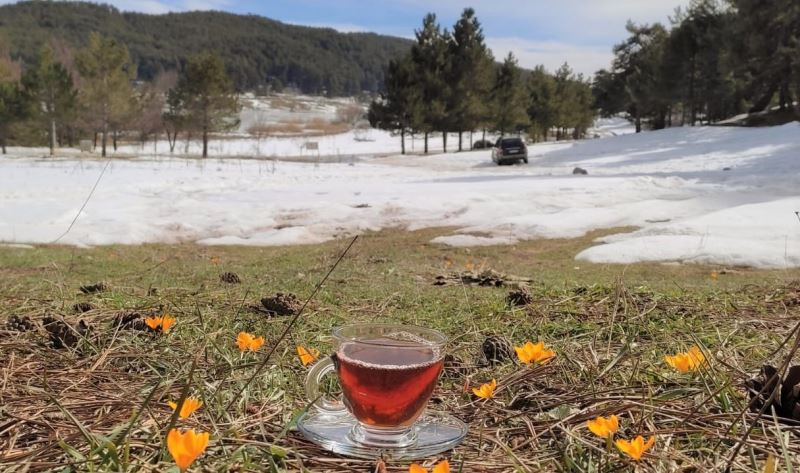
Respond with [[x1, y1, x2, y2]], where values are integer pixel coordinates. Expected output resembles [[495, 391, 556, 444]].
[[332, 323, 448, 348]]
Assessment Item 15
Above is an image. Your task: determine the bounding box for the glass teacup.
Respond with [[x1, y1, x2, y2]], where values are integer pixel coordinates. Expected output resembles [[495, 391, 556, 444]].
[[305, 324, 446, 448]]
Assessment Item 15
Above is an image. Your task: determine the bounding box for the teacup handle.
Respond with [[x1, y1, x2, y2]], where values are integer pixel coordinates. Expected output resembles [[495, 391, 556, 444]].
[[305, 356, 347, 415]]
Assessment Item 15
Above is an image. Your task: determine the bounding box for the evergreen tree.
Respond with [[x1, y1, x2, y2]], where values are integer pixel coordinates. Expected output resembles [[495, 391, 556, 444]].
[[75, 32, 135, 157], [592, 68, 626, 117], [612, 22, 670, 132], [491, 53, 529, 136], [447, 8, 493, 151], [22, 45, 77, 156], [368, 55, 420, 154], [410, 13, 449, 154], [0, 80, 25, 154], [171, 52, 240, 158], [526, 66, 556, 142], [0, 44, 25, 154], [163, 87, 185, 154], [730, 0, 800, 112], [666, 0, 738, 125]]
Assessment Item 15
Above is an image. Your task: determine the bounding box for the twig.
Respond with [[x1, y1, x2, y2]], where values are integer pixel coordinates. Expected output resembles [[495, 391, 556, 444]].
[[223, 235, 359, 412], [52, 158, 112, 244]]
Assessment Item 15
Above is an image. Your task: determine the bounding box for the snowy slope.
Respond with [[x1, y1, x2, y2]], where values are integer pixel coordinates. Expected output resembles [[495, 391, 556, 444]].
[[1, 123, 798, 268]]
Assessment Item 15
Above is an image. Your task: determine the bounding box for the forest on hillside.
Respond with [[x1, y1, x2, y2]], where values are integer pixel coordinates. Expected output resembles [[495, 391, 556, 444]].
[[594, 0, 800, 130], [0, 1, 412, 96]]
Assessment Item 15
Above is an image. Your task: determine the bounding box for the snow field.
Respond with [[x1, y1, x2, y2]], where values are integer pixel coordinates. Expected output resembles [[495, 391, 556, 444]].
[[1, 120, 798, 269]]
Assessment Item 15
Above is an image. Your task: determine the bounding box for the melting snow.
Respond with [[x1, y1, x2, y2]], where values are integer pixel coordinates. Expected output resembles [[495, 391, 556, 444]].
[[1, 121, 798, 268]]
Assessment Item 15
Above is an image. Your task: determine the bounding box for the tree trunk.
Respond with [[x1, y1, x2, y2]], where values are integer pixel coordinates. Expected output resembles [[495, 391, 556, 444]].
[[482, 128, 486, 142], [400, 128, 406, 155], [469, 131, 473, 149], [458, 131, 463, 152], [93, 131, 98, 149], [424, 132, 428, 154], [49, 119, 56, 156], [101, 124, 108, 158], [1, 136, 6, 154], [689, 52, 697, 126], [113, 130, 118, 151], [202, 108, 209, 158], [442, 132, 447, 153], [635, 113, 642, 133], [167, 128, 177, 153]]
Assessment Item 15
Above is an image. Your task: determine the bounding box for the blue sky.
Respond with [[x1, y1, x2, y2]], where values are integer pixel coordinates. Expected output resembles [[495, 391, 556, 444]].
[[3, 0, 690, 76]]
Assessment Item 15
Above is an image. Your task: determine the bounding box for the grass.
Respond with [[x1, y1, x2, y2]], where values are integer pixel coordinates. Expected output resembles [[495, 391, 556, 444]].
[[1, 228, 799, 472]]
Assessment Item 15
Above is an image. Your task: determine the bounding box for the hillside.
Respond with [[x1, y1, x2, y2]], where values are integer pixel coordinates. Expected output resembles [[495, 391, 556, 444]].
[[0, 1, 412, 96]]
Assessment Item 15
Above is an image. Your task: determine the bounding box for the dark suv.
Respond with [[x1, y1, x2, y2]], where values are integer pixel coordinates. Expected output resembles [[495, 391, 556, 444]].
[[491, 137, 528, 165]]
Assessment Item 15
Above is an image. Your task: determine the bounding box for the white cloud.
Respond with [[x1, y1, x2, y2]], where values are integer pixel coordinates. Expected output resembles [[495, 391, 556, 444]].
[[400, 0, 689, 43], [486, 37, 613, 77]]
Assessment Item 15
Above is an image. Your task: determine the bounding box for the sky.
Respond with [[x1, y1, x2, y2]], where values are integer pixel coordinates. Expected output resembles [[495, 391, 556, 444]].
[[2, 0, 691, 76]]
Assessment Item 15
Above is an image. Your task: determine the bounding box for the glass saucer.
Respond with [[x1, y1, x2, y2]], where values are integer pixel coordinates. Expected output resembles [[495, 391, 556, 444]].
[[296, 410, 468, 460]]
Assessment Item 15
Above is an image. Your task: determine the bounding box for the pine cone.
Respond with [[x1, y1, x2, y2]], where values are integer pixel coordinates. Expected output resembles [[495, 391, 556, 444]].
[[745, 365, 800, 421], [6, 315, 35, 332], [113, 311, 147, 331], [73, 302, 96, 313], [80, 282, 108, 294], [220, 272, 241, 284], [43, 316, 91, 349], [481, 335, 514, 366], [507, 287, 533, 307], [260, 293, 300, 316]]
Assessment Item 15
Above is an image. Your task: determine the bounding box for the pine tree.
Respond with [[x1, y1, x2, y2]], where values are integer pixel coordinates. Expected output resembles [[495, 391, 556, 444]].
[[170, 52, 240, 158], [368, 55, 420, 154], [612, 22, 670, 132], [75, 32, 135, 157], [730, 0, 800, 112], [592, 68, 626, 117], [0, 44, 24, 154], [527, 65, 556, 142], [447, 8, 493, 151], [410, 14, 449, 154], [22, 45, 77, 156], [666, 0, 738, 125], [491, 53, 529, 136]]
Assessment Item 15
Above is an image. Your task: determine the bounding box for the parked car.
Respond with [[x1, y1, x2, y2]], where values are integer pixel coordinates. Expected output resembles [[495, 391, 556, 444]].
[[472, 139, 494, 150], [491, 137, 528, 165]]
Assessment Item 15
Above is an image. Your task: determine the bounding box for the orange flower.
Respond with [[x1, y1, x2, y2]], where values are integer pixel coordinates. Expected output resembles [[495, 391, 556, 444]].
[[237, 332, 264, 352], [515, 341, 555, 365], [587, 415, 619, 439], [237, 331, 254, 351], [616, 435, 655, 461], [249, 335, 264, 351], [160, 315, 176, 332], [167, 428, 209, 472], [297, 345, 320, 366], [168, 397, 203, 419], [144, 316, 162, 330], [410, 459, 450, 473], [472, 379, 497, 399], [665, 346, 706, 373]]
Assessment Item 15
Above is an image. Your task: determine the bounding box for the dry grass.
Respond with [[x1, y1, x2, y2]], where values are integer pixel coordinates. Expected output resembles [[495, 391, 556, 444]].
[[1, 228, 800, 472], [247, 119, 350, 138]]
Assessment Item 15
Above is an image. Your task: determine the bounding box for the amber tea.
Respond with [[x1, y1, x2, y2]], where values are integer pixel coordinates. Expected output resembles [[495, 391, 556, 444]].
[[335, 338, 443, 428]]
